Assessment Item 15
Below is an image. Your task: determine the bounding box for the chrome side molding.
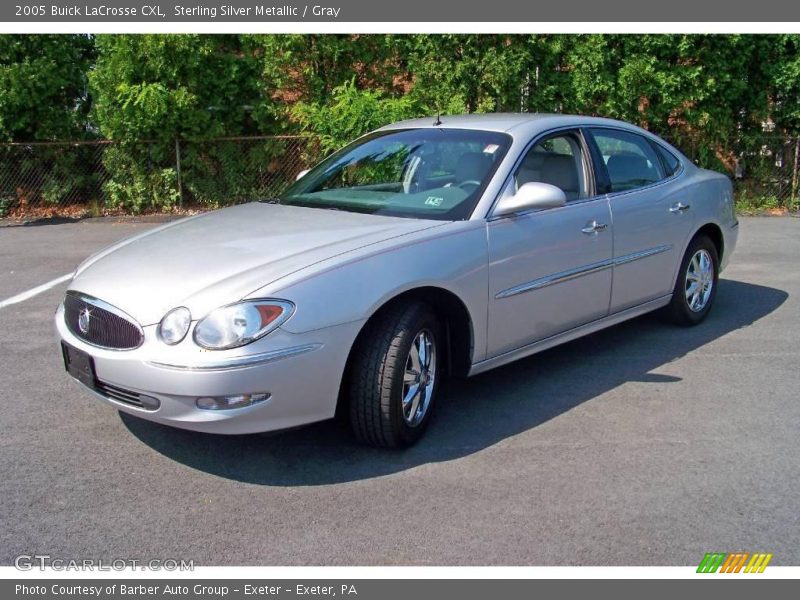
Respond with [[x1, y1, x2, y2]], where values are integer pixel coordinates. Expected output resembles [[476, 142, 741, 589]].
[[496, 244, 673, 299], [612, 244, 673, 266], [496, 259, 614, 299], [146, 343, 323, 372]]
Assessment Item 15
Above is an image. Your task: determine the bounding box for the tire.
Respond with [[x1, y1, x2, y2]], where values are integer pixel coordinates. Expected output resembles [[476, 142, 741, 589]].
[[348, 301, 442, 448], [663, 234, 719, 326]]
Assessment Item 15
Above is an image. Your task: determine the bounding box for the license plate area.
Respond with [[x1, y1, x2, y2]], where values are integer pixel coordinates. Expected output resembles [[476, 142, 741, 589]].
[[61, 342, 97, 389]]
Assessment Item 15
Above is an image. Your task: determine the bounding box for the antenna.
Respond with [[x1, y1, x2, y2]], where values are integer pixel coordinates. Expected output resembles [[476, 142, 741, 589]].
[[433, 109, 442, 126]]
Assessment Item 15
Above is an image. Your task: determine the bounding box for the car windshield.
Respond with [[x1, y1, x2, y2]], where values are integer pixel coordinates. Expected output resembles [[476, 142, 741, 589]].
[[280, 128, 512, 220]]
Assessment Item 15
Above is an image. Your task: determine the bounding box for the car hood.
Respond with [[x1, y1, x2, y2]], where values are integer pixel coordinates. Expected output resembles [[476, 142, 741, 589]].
[[69, 202, 444, 325]]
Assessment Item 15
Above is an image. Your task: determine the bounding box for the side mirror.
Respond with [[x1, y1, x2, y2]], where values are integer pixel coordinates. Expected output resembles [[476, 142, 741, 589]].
[[295, 169, 310, 181], [493, 182, 567, 217]]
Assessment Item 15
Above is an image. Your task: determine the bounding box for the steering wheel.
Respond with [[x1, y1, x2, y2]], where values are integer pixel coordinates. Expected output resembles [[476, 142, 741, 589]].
[[457, 180, 482, 192]]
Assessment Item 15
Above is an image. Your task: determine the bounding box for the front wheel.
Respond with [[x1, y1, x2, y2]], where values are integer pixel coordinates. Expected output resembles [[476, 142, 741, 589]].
[[348, 302, 442, 448], [664, 235, 719, 326]]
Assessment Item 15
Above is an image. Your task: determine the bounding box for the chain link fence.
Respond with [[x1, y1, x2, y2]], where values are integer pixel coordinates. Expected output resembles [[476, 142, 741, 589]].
[[668, 133, 800, 212], [0, 136, 321, 219], [1, 133, 798, 219]]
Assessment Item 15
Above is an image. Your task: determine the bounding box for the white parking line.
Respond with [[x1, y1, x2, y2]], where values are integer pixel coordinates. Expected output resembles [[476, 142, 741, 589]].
[[0, 273, 72, 309]]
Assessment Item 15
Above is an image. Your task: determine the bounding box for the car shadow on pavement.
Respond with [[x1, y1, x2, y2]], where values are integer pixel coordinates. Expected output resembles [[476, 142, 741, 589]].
[[121, 279, 787, 486]]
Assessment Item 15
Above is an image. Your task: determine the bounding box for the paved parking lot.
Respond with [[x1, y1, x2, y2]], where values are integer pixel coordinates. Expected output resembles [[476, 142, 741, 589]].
[[0, 216, 798, 566]]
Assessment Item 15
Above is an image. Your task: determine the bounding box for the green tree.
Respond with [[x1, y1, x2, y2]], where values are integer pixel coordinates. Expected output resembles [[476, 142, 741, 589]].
[[399, 35, 532, 113], [561, 35, 774, 169], [0, 35, 96, 214], [90, 34, 265, 140], [251, 34, 403, 111], [291, 79, 424, 153], [2, 33, 798, 215], [89, 35, 268, 211], [0, 34, 95, 141], [768, 34, 800, 133]]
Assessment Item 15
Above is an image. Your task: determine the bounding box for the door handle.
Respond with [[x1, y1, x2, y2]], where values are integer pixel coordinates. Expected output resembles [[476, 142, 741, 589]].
[[670, 202, 691, 213], [581, 220, 608, 234]]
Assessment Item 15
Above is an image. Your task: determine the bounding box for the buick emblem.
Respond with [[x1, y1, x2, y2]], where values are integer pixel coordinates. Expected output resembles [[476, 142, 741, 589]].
[[78, 308, 91, 334]]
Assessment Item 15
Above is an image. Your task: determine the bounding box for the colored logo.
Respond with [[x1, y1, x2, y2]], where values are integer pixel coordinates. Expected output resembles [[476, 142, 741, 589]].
[[697, 552, 773, 573]]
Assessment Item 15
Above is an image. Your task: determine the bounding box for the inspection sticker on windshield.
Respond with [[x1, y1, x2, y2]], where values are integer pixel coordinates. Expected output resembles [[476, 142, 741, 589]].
[[483, 144, 500, 154], [425, 196, 444, 207]]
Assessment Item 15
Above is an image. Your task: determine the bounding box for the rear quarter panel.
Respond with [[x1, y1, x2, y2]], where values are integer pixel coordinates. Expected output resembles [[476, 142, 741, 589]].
[[677, 168, 737, 276]]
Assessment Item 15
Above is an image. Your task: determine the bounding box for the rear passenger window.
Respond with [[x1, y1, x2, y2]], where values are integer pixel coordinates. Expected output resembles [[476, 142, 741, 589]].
[[589, 129, 664, 192], [653, 143, 681, 177]]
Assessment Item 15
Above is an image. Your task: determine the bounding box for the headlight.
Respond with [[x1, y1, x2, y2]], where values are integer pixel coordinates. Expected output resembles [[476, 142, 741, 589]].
[[193, 300, 294, 350], [158, 307, 191, 345]]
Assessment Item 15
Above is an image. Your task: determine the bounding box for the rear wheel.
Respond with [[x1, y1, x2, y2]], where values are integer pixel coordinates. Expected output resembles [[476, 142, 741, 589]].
[[348, 301, 441, 448], [664, 235, 719, 326]]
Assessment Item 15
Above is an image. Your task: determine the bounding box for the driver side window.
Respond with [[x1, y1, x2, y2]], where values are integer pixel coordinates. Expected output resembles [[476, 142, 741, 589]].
[[514, 132, 589, 202]]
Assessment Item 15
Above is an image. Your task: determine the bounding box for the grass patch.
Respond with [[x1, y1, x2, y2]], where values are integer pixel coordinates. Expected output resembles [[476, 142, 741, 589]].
[[735, 193, 796, 215]]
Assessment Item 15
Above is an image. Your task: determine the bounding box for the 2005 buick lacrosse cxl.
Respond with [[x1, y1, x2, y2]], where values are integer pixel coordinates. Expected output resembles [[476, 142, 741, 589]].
[[57, 114, 738, 448]]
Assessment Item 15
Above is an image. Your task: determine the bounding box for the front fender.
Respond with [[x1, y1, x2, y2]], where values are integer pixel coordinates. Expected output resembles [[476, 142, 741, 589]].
[[252, 221, 491, 363]]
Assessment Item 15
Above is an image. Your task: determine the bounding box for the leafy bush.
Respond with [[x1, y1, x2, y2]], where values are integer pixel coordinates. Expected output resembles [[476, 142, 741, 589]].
[[291, 80, 426, 154], [89, 35, 265, 211], [4, 34, 800, 215], [101, 145, 179, 213], [0, 144, 103, 211], [0, 35, 95, 142], [735, 191, 789, 214], [179, 138, 298, 205]]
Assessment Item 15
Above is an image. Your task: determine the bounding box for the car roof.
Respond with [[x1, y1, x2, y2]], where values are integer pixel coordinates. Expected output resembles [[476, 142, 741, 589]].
[[378, 112, 658, 140]]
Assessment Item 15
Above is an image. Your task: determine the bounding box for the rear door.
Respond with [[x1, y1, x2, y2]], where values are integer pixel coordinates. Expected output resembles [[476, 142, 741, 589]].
[[586, 127, 695, 313]]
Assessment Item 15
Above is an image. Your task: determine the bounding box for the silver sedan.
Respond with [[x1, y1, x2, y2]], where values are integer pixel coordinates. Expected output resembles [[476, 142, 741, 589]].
[[56, 114, 738, 448]]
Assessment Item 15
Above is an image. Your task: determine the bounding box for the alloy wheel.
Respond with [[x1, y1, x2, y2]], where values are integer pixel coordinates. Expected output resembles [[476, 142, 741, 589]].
[[401, 329, 437, 427], [685, 249, 714, 312]]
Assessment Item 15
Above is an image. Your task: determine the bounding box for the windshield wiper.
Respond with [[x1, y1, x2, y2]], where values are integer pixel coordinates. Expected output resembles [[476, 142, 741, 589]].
[[257, 198, 282, 204]]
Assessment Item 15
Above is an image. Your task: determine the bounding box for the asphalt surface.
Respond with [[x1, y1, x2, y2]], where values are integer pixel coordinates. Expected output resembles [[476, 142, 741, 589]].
[[0, 216, 798, 566]]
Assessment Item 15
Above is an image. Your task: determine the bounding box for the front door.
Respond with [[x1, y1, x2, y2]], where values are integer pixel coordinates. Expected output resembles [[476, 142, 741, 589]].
[[486, 130, 613, 358]]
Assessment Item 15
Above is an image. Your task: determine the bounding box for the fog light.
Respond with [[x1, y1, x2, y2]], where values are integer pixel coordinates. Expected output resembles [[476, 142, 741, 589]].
[[196, 392, 271, 411]]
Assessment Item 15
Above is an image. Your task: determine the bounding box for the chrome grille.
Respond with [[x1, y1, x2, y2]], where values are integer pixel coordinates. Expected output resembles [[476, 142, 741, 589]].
[[64, 292, 144, 350]]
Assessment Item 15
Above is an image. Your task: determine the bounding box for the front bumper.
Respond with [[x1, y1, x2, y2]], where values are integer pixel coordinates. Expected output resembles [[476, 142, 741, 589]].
[[56, 303, 362, 434]]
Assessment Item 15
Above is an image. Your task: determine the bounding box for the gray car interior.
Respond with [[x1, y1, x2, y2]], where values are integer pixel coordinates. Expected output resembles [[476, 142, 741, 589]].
[[605, 153, 660, 191], [516, 150, 583, 201], [454, 152, 494, 184]]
